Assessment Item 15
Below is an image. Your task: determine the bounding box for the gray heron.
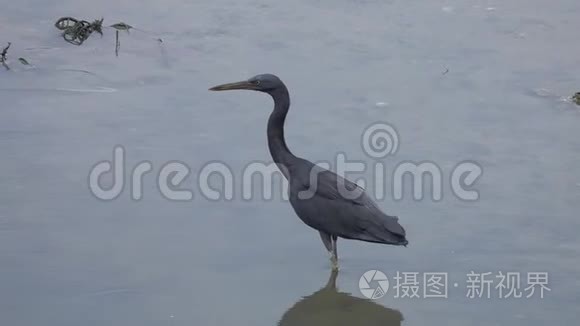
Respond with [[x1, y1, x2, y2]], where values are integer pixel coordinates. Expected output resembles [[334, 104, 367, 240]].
[[210, 74, 408, 270]]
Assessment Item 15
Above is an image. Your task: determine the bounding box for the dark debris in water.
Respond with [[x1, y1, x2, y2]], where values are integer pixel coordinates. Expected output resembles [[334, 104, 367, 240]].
[[55, 17, 104, 45], [0, 42, 32, 70], [1, 42, 11, 70], [53, 17, 163, 57], [115, 30, 120, 57], [572, 92, 580, 106], [110, 22, 133, 31], [18, 57, 30, 65], [1, 42, 9, 60]]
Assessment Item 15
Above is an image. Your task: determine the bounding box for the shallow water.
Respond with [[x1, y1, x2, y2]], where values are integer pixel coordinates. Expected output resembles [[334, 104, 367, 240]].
[[1, 0, 579, 325]]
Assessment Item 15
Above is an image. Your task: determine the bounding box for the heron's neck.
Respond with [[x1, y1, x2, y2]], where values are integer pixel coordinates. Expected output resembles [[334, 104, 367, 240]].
[[267, 86, 296, 169]]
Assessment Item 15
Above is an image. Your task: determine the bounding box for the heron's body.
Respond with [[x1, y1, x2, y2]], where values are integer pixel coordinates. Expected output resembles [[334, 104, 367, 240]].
[[210, 74, 408, 269]]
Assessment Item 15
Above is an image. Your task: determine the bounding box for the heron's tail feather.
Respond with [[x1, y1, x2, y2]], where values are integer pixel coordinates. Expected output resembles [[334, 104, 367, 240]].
[[356, 213, 408, 246], [368, 228, 408, 246]]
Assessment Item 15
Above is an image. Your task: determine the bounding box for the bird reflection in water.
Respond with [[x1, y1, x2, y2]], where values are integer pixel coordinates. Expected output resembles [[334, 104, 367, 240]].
[[278, 270, 403, 326]]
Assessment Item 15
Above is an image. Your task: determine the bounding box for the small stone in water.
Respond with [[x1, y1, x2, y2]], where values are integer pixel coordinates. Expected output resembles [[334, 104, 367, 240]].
[[375, 102, 388, 108], [572, 92, 580, 105]]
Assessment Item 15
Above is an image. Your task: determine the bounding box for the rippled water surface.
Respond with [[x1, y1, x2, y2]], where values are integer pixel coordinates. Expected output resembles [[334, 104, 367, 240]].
[[1, 1, 579, 325]]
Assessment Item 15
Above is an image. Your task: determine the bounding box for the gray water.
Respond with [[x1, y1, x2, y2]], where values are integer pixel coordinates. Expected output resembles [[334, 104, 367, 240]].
[[1, 0, 579, 325]]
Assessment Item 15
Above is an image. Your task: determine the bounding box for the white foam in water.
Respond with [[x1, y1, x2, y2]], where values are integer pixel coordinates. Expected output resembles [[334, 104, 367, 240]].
[[55, 87, 117, 93]]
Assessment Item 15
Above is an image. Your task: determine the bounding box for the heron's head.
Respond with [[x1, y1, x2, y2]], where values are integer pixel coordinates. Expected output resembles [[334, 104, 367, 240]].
[[209, 74, 284, 94]]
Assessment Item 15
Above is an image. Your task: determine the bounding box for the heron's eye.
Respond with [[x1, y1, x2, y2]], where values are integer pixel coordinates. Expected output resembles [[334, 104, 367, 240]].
[[254, 80, 260, 85]]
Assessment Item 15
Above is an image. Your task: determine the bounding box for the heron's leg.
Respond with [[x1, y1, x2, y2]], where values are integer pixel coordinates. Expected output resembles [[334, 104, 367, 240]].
[[319, 231, 333, 252], [319, 231, 338, 270], [331, 235, 339, 270]]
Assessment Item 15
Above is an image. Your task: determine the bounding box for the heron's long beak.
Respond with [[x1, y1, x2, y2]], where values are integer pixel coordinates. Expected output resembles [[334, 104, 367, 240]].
[[209, 81, 256, 91]]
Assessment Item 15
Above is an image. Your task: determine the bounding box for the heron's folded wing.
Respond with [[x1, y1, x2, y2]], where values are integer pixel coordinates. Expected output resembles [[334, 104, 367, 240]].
[[300, 168, 367, 205], [296, 167, 406, 239]]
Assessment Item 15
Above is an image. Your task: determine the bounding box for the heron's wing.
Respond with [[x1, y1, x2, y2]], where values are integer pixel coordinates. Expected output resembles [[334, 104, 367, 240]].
[[293, 166, 406, 242], [302, 166, 372, 206]]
